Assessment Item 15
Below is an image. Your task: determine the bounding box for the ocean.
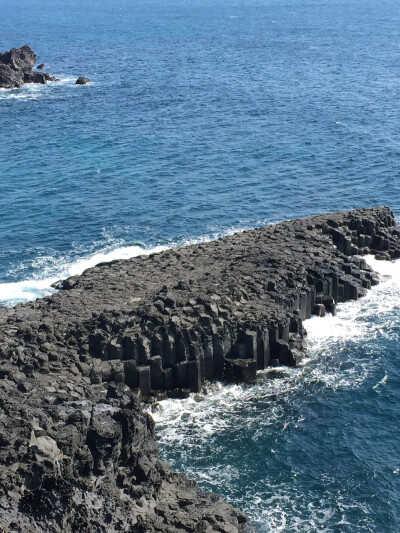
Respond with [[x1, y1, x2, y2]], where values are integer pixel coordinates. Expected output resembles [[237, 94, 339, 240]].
[[1, 0, 400, 530]]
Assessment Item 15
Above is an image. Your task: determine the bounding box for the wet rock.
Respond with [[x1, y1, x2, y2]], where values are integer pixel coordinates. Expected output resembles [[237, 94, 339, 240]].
[[24, 71, 48, 84], [76, 76, 90, 85], [24, 71, 59, 84], [313, 303, 326, 317]]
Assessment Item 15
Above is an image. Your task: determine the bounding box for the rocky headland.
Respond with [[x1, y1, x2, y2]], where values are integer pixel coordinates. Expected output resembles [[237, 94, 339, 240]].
[[0, 206, 399, 532], [0, 46, 58, 89]]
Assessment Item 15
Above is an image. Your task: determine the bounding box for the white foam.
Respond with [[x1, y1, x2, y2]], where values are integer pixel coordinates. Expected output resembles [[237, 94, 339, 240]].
[[0, 76, 82, 101], [56, 76, 77, 83], [0, 243, 168, 305], [0, 222, 271, 306], [152, 254, 400, 532], [298, 255, 400, 391], [306, 255, 400, 350], [0, 85, 41, 100]]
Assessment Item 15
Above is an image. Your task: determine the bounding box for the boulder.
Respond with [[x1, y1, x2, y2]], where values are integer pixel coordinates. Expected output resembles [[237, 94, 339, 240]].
[[75, 76, 90, 85], [37, 63, 45, 69]]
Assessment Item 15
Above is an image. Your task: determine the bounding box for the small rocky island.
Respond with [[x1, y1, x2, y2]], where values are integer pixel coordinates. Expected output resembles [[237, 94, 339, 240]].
[[0, 207, 399, 532], [0, 45, 60, 89]]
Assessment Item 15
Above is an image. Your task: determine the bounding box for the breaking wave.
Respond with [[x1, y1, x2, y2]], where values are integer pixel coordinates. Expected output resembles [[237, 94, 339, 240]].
[[0, 223, 262, 306], [154, 256, 400, 532]]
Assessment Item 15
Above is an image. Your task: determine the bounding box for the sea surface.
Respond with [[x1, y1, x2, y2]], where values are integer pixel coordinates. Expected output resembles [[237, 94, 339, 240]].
[[1, 0, 400, 530]]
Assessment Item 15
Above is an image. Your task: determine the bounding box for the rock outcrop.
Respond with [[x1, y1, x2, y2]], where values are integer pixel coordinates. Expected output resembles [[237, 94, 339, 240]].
[[0, 46, 58, 89], [0, 206, 399, 532]]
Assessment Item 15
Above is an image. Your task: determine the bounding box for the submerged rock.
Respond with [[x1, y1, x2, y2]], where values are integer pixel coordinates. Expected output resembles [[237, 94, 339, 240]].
[[0, 45, 59, 89]]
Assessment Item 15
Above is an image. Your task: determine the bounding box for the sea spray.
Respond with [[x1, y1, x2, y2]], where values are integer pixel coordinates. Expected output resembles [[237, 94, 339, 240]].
[[154, 256, 400, 532], [0, 243, 168, 305], [0, 224, 255, 306]]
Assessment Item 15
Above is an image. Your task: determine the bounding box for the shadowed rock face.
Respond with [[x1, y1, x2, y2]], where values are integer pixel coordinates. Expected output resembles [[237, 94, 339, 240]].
[[76, 76, 90, 85], [0, 206, 399, 532], [0, 46, 35, 89], [0, 379, 250, 533], [0, 45, 36, 72], [0, 46, 58, 89]]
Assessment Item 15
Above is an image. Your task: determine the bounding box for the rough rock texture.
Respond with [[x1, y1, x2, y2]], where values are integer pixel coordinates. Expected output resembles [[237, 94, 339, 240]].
[[0, 378, 249, 533], [0, 46, 36, 74], [0, 46, 58, 89], [0, 206, 399, 532]]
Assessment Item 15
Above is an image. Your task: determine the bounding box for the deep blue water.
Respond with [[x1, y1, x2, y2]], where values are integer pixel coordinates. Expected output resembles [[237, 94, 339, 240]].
[[155, 264, 400, 531], [1, 0, 400, 530]]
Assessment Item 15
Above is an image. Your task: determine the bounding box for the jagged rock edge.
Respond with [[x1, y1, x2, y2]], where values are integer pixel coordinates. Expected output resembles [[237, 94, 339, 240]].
[[0, 206, 399, 532]]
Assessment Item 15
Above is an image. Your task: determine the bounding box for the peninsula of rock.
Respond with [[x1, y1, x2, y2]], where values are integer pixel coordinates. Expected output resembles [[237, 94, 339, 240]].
[[0, 206, 399, 532]]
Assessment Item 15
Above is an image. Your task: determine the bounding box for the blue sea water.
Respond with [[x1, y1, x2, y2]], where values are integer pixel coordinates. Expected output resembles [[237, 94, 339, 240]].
[[1, 0, 400, 530], [154, 257, 400, 532]]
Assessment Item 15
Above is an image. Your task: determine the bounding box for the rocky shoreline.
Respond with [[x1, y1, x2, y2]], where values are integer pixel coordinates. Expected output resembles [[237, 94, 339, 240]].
[[0, 206, 399, 532]]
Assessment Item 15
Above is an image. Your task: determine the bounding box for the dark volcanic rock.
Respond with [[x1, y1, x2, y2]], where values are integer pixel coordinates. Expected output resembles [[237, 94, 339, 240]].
[[0, 45, 36, 73], [37, 63, 45, 69], [24, 71, 59, 84], [0, 206, 400, 531], [0, 46, 59, 89], [0, 63, 24, 89], [0, 380, 249, 532], [76, 76, 90, 85], [23, 71, 47, 84]]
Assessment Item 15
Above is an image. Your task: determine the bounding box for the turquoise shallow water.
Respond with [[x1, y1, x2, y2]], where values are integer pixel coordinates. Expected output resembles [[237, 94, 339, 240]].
[[1, 0, 400, 530]]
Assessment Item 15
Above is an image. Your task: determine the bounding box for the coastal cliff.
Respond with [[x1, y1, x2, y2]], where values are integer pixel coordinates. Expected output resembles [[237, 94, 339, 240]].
[[0, 206, 399, 532]]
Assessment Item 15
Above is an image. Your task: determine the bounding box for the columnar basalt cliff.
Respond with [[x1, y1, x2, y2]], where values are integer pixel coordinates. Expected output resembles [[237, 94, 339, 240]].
[[0, 207, 399, 532]]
